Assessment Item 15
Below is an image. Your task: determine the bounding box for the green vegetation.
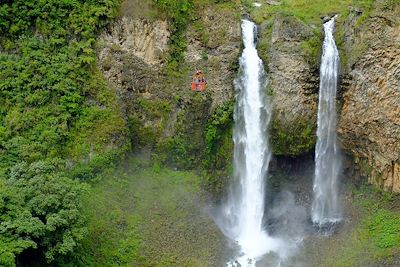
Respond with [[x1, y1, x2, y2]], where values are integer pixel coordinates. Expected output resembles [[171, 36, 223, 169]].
[[0, 161, 86, 266], [203, 101, 234, 195], [270, 117, 316, 156], [333, 23, 350, 71], [155, 134, 199, 168], [128, 98, 172, 147], [257, 18, 274, 68], [0, 0, 128, 265], [301, 29, 323, 67], [250, 0, 375, 25], [71, 157, 224, 266], [204, 100, 234, 169], [367, 209, 400, 249], [137, 92, 211, 171], [153, 0, 195, 73], [325, 186, 400, 267]]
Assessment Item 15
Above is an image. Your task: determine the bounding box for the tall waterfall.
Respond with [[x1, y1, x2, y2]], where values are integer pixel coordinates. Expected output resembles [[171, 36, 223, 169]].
[[219, 19, 282, 266], [311, 16, 342, 226]]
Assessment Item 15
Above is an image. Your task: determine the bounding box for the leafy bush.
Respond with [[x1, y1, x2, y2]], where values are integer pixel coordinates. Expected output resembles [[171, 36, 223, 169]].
[[0, 0, 126, 265], [155, 135, 197, 169], [0, 161, 86, 264], [153, 0, 194, 72], [69, 149, 126, 181], [0, 0, 124, 168]]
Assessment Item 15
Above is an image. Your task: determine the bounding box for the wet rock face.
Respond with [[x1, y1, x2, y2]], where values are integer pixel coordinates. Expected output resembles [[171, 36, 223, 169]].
[[338, 6, 400, 192], [268, 42, 318, 121], [97, 6, 241, 103], [265, 15, 319, 155]]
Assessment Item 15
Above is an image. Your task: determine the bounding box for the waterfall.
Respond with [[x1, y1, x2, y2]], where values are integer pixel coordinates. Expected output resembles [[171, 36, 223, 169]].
[[311, 16, 342, 226], [218, 19, 283, 266]]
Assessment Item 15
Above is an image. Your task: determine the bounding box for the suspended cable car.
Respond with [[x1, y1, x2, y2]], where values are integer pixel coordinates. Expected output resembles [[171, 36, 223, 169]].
[[191, 70, 207, 92]]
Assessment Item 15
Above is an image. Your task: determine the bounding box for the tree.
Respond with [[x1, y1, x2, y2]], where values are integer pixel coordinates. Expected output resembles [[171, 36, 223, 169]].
[[0, 161, 86, 265]]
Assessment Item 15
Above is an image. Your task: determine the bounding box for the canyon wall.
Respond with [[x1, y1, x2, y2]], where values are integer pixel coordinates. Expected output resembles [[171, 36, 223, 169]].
[[260, 14, 319, 156], [97, 1, 240, 191], [98, 0, 400, 192], [338, 3, 400, 192]]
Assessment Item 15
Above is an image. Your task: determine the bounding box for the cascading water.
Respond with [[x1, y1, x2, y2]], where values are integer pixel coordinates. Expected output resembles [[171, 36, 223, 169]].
[[311, 16, 342, 226], [217, 19, 284, 266]]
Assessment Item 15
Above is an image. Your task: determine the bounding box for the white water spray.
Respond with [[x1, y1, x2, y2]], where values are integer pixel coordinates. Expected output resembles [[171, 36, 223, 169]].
[[311, 17, 342, 225], [217, 19, 285, 266]]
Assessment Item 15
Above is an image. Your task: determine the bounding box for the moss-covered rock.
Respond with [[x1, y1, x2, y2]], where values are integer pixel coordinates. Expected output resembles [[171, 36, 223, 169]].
[[97, 0, 241, 182], [203, 100, 234, 195], [256, 14, 319, 156], [154, 94, 213, 169], [270, 116, 316, 156]]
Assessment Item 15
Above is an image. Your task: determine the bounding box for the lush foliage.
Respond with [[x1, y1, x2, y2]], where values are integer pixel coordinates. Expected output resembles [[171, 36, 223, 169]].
[[128, 98, 172, 147], [204, 101, 233, 171], [367, 209, 400, 249], [0, 0, 126, 265], [70, 157, 223, 266], [0, 161, 85, 266], [270, 117, 316, 156], [156, 94, 210, 169], [153, 0, 194, 72], [0, 0, 124, 167]]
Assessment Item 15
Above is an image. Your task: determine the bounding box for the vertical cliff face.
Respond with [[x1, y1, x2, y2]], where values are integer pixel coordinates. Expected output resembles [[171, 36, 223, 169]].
[[338, 3, 400, 192], [97, 1, 241, 171], [98, 17, 169, 93], [96, 0, 400, 193], [185, 6, 241, 109], [259, 14, 319, 156], [256, 2, 400, 193]]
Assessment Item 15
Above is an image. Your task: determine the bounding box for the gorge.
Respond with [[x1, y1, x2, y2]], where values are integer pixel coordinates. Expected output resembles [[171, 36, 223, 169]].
[[0, 0, 399, 266]]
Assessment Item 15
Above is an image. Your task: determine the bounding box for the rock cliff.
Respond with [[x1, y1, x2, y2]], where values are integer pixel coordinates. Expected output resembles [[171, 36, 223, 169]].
[[256, 1, 400, 193], [97, 1, 240, 176], [97, 0, 400, 193], [338, 3, 400, 192], [261, 14, 319, 156]]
